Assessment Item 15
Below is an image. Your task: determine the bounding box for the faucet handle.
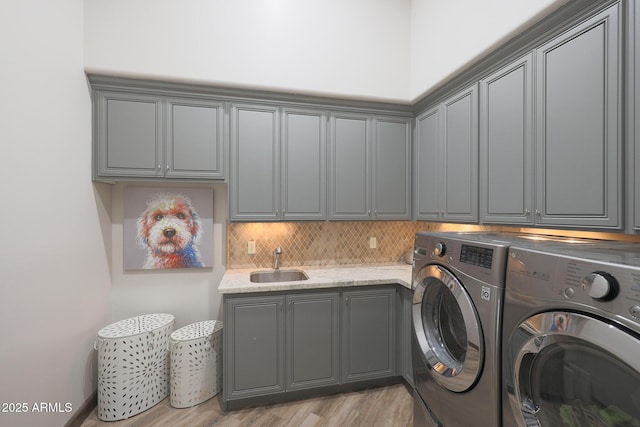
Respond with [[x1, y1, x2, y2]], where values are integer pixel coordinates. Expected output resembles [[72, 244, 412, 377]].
[[274, 247, 283, 255]]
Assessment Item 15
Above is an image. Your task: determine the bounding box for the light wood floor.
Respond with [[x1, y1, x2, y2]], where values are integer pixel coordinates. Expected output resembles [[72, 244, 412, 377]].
[[80, 383, 413, 427]]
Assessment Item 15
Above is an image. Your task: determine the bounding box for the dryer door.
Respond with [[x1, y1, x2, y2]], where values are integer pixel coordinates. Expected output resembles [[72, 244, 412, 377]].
[[508, 311, 640, 426], [412, 264, 484, 392]]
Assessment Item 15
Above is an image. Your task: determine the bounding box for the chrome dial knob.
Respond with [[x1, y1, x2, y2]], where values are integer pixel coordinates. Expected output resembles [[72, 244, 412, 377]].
[[435, 242, 446, 257], [582, 271, 618, 301]]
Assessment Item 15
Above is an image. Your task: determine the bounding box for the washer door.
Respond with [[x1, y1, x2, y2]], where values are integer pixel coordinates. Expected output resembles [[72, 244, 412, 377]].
[[509, 311, 640, 426], [412, 264, 484, 392]]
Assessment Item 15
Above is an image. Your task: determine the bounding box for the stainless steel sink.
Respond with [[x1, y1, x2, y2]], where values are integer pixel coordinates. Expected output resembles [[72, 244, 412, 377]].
[[250, 269, 309, 283]]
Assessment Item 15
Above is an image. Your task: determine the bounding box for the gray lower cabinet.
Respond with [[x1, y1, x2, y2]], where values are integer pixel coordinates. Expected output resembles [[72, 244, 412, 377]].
[[534, 3, 621, 229], [342, 287, 396, 382], [286, 292, 340, 390], [223, 287, 399, 405], [93, 90, 226, 180], [224, 295, 285, 400], [329, 113, 411, 220], [479, 53, 534, 225], [230, 104, 326, 221], [415, 84, 478, 222]]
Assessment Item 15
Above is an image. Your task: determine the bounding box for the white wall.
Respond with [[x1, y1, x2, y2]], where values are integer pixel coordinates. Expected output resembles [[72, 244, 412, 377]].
[[0, 1, 111, 426], [409, 0, 568, 101], [84, 0, 412, 102], [85, 0, 572, 103]]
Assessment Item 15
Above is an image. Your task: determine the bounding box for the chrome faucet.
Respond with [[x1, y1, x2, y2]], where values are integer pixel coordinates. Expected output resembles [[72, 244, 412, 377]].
[[273, 247, 283, 270]]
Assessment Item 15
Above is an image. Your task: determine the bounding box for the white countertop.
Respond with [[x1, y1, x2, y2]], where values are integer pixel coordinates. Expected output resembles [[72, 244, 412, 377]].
[[218, 263, 413, 294]]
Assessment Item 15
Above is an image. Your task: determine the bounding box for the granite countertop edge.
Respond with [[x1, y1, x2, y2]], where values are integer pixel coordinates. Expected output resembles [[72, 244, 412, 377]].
[[218, 263, 413, 294]]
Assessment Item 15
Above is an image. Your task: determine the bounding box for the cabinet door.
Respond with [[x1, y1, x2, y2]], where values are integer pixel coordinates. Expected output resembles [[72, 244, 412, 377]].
[[286, 292, 340, 391], [414, 107, 442, 220], [535, 4, 621, 228], [480, 54, 534, 224], [166, 98, 226, 180], [442, 84, 479, 222], [329, 113, 371, 220], [373, 117, 412, 220], [230, 104, 280, 221], [281, 108, 327, 220], [633, 0, 640, 231], [95, 91, 162, 178], [224, 295, 285, 400], [342, 288, 395, 382], [395, 287, 413, 386]]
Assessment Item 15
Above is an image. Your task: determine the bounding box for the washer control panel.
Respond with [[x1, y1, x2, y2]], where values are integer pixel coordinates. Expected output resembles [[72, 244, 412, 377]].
[[413, 232, 509, 286], [508, 247, 640, 327]]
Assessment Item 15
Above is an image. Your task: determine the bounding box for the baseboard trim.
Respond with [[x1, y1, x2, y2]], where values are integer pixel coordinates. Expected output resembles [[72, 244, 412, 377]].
[[64, 392, 96, 427]]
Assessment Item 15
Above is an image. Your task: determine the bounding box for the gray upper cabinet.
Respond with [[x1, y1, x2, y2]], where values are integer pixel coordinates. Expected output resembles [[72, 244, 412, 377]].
[[373, 117, 412, 220], [479, 53, 534, 225], [94, 90, 226, 180], [330, 113, 411, 220], [230, 104, 326, 221], [414, 107, 441, 220], [329, 113, 371, 220], [415, 84, 478, 223], [230, 104, 280, 221], [95, 91, 162, 178], [166, 98, 226, 179], [535, 3, 621, 229], [281, 107, 327, 221]]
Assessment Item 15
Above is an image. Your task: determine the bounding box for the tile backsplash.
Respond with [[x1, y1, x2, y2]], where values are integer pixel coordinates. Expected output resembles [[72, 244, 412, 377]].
[[226, 221, 640, 269], [226, 221, 483, 269]]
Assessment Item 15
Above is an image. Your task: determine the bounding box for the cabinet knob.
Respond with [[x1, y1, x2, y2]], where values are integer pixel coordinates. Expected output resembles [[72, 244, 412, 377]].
[[525, 209, 531, 216]]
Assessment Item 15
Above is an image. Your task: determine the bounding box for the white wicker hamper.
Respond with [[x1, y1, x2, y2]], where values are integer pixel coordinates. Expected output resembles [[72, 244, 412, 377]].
[[95, 313, 175, 421], [169, 320, 223, 408]]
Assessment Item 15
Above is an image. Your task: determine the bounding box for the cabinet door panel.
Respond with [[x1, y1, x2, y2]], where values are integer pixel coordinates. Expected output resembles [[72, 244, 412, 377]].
[[480, 54, 533, 224], [97, 92, 162, 177], [286, 293, 339, 390], [443, 85, 478, 222], [167, 99, 225, 179], [342, 288, 395, 382], [374, 118, 411, 219], [536, 5, 620, 227], [634, 0, 640, 231], [415, 108, 441, 220], [330, 114, 370, 219], [230, 105, 280, 221], [224, 296, 285, 399], [282, 109, 326, 220]]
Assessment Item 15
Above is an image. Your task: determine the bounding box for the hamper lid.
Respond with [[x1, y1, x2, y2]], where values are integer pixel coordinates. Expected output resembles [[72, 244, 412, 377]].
[[98, 313, 174, 339], [170, 320, 223, 342]]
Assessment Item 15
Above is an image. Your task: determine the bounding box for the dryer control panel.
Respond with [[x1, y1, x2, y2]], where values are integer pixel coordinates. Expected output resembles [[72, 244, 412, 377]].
[[507, 246, 640, 329]]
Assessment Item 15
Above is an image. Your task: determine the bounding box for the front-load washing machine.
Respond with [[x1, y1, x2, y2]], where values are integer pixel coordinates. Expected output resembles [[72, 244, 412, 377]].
[[502, 241, 640, 427], [411, 231, 510, 427]]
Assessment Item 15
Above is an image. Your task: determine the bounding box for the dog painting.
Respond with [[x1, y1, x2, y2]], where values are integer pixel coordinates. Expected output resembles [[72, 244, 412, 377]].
[[124, 187, 213, 270]]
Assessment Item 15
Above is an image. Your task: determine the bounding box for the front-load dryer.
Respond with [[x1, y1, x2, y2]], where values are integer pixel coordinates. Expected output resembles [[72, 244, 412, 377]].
[[502, 241, 640, 427], [412, 231, 510, 427]]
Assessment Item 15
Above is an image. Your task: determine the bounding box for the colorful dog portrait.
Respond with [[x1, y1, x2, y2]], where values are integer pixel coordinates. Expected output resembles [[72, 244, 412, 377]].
[[124, 187, 213, 270]]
